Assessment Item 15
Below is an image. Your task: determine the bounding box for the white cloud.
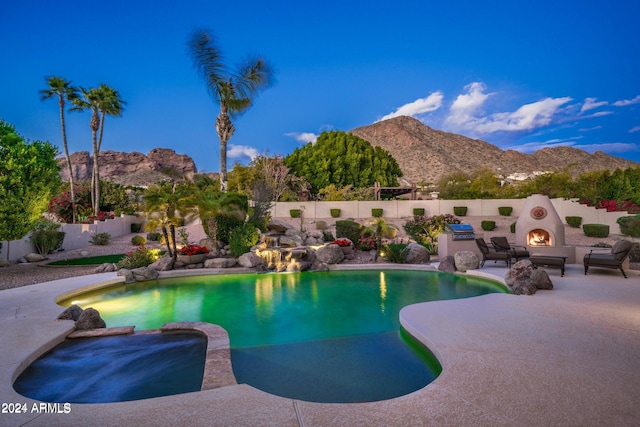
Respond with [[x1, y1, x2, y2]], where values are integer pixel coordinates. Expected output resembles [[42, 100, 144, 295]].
[[579, 125, 602, 132], [509, 139, 637, 155], [613, 95, 640, 106], [473, 97, 572, 134], [377, 91, 444, 122], [285, 132, 318, 144], [575, 142, 639, 154], [227, 144, 259, 160], [581, 97, 608, 112], [630, 126, 640, 133], [444, 82, 493, 128]]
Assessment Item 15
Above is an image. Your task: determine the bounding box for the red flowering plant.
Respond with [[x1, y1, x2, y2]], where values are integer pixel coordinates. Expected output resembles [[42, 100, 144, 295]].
[[178, 244, 209, 256], [356, 236, 376, 251], [87, 211, 116, 222], [332, 238, 353, 247]]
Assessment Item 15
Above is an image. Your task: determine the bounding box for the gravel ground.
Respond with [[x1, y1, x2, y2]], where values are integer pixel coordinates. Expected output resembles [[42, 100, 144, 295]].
[[1, 217, 634, 291]]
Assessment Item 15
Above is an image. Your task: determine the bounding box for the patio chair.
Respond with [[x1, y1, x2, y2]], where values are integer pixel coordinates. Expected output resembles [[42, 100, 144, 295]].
[[583, 240, 634, 278], [475, 238, 511, 268], [490, 236, 530, 261]]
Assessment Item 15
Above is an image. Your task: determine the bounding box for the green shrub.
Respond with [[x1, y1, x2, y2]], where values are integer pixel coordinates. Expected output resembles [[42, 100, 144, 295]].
[[616, 215, 640, 237], [216, 214, 245, 244], [117, 246, 158, 269], [481, 220, 496, 231], [330, 208, 341, 218], [583, 224, 609, 238], [131, 235, 146, 246], [130, 223, 143, 233], [382, 243, 408, 263], [453, 206, 467, 216], [371, 208, 383, 217], [315, 220, 328, 230], [30, 220, 65, 255], [566, 216, 582, 228], [413, 208, 425, 216], [510, 222, 517, 233], [229, 223, 260, 257], [90, 232, 111, 246], [403, 214, 460, 255], [290, 209, 302, 218], [498, 206, 513, 216], [147, 232, 162, 241], [335, 219, 363, 243], [322, 230, 335, 242]]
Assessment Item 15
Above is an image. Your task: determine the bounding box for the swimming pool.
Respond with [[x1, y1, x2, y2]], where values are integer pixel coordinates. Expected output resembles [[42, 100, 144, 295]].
[[59, 270, 506, 402]]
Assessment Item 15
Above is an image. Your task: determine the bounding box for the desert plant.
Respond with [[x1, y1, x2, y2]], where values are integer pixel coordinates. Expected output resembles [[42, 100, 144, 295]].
[[30, 220, 65, 255], [566, 216, 582, 228], [335, 219, 363, 243], [116, 246, 158, 269], [413, 208, 425, 216], [583, 224, 610, 238], [89, 232, 111, 246], [356, 236, 376, 251], [371, 208, 383, 217], [453, 206, 467, 216], [481, 220, 496, 231], [403, 214, 461, 254], [147, 232, 162, 241], [322, 230, 335, 242], [498, 206, 513, 216], [131, 235, 146, 246], [131, 223, 143, 233], [330, 208, 341, 218], [616, 215, 640, 237], [315, 220, 328, 230], [510, 222, 517, 233], [229, 223, 260, 256], [382, 243, 408, 263], [290, 209, 302, 218], [178, 228, 190, 246]]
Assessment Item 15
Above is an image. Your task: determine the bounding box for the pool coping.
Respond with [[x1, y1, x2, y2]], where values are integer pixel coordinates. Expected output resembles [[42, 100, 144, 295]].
[[1, 264, 639, 426]]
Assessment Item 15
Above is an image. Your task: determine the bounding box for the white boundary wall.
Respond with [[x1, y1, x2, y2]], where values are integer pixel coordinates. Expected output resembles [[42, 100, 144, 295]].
[[1, 215, 140, 262], [272, 197, 629, 233]]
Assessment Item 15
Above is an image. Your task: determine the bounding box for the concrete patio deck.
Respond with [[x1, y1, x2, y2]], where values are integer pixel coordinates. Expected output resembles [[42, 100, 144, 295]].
[[0, 264, 639, 426]]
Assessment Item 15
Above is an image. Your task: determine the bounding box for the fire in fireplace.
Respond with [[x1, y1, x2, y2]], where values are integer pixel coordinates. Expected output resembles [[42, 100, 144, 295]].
[[528, 229, 551, 246]]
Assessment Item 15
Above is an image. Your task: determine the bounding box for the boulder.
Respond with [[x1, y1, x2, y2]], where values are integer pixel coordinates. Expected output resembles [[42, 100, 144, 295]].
[[94, 263, 117, 273], [531, 269, 553, 290], [117, 268, 135, 284], [132, 267, 159, 282], [511, 279, 538, 295], [199, 238, 219, 254], [75, 307, 106, 330], [405, 243, 430, 264], [238, 252, 262, 268], [304, 236, 320, 246], [148, 255, 174, 271], [311, 261, 329, 271], [438, 255, 457, 273], [24, 253, 47, 263], [267, 219, 296, 234], [205, 258, 237, 268], [315, 244, 345, 264], [505, 259, 534, 288], [58, 304, 83, 321], [453, 251, 479, 272], [279, 235, 304, 247]]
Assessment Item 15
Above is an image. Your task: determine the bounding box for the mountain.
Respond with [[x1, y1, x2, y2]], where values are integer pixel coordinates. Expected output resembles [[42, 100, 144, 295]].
[[350, 116, 638, 184], [58, 148, 197, 187]]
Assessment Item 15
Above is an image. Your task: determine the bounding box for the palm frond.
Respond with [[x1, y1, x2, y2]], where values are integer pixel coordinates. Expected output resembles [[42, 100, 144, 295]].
[[188, 29, 227, 103], [233, 56, 275, 100]]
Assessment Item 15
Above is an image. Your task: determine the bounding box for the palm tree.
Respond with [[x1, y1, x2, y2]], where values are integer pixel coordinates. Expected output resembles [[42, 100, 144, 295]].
[[144, 182, 190, 262], [187, 28, 274, 191], [40, 76, 79, 223], [71, 84, 125, 215]]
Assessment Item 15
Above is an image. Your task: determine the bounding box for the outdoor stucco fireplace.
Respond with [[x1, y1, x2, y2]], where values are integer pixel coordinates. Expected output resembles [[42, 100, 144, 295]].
[[515, 194, 565, 248]]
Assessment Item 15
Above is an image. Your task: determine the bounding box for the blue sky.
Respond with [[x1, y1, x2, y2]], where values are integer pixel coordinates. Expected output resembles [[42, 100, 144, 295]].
[[2, 0, 640, 173]]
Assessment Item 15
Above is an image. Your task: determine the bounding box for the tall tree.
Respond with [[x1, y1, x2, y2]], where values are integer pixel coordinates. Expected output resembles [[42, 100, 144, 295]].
[[187, 28, 274, 191], [40, 76, 79, 223], [71, 84, 125, 215]]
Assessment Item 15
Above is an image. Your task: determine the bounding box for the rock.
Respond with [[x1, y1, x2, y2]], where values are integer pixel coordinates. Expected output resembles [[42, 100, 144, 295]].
[[204, 258, 237, 268], [267, 219, 296, 233], [148, 254, 174, 271], [453, 251, 479, 272], [311, 261, 329, 271], [405, 243, 430, 264], [304, 236, 320, 246], [315, 244, 345, 264], [505, 259, 534, 288], [94, 263, 117, 273], [279, 235, 304, 247], [58, 304, 83, 321], [80, 250, 90, 257], [132, 267, 159, 281], [24, 253, 47, 263], [238, 252, 262, 268], [117, 268, 135, 284], [75, 307, 106, 330], [254, 264, 269, 273], [511, 279, 538, 295], [438, 255, 457, 272], [531, 269, 553, 290]]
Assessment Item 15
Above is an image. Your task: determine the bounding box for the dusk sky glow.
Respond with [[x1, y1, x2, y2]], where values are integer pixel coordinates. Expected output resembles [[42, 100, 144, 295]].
[[2, 0, 640, 173]]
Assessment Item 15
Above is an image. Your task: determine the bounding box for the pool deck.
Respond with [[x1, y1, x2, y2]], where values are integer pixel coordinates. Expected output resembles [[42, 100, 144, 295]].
[[1, 264, 639, 426]]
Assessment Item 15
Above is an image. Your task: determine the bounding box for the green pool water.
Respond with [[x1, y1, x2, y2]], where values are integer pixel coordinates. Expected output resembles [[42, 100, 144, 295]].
[[62, 269, 506, 402]]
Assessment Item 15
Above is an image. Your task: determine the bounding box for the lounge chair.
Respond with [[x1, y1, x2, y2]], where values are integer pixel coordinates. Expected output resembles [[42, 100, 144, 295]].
[[583, 240, 634, 278], [490, 236, 530, 261], [475, 238, 511, 268]]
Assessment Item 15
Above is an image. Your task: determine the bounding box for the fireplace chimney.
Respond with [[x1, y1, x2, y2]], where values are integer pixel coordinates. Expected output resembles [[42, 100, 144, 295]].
[[515, 194, 565, 247]]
